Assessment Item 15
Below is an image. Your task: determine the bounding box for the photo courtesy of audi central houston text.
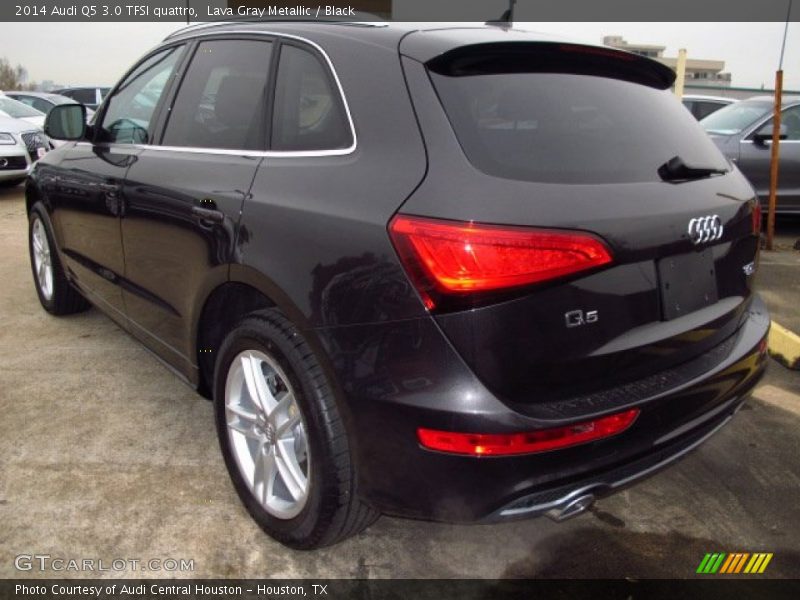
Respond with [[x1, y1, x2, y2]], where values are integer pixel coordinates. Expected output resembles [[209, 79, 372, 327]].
[[26, 21, 770, 550]]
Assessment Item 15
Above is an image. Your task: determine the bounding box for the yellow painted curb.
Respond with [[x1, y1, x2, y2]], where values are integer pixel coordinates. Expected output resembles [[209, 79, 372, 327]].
[[768, 321, 800, 370]]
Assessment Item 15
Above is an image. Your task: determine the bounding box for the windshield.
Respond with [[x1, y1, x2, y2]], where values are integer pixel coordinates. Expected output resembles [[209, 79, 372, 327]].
[[431, 71, 727, 184], [700, 101, 772, 135], [0, 96, 44, 118]]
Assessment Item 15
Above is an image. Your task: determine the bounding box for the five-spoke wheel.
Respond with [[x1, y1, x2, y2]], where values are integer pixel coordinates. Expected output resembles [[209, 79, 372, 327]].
[[214, 310, 379, 548], [225, 350, 310, 519]]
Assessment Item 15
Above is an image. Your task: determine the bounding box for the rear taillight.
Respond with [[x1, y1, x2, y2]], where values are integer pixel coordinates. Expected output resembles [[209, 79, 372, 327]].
[[389, 215, 613, 310], [752, 202, 762, 234], [417, 409, 639, 456]]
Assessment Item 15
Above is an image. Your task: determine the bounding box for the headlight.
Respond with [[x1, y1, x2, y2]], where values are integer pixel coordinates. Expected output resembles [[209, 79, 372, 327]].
[[0, 133, 17, 145]]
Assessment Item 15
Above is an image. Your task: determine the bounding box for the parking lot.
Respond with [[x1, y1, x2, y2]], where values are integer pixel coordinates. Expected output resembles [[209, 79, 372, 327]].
[[1, 184, 799, 579]]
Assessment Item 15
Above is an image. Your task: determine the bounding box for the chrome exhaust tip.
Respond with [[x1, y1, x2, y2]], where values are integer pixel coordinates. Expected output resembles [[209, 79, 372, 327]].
[[545, 493, 595, 522]]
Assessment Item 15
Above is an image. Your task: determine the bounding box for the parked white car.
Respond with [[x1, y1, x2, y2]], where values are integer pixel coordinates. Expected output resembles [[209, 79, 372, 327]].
[[4, 90, 95, 122], [0, 93, 46, 128], [0, 114, 49, 187]]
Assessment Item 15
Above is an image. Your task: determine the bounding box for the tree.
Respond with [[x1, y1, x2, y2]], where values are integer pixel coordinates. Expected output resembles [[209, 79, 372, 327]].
[[0, 57, 35, 91]]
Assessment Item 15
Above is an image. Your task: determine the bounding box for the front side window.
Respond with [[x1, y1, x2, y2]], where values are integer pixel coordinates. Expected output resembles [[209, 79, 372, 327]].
[[701, 100, 773, 135], [756, 105, 800, 141], [99, 46, 184, 144], [271, 44, 352, 151], [162, 39, 272, 150], [13, 96, 36, 108]]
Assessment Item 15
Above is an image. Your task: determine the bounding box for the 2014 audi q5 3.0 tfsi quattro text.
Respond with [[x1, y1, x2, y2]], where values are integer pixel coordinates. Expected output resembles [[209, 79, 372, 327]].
[[29, 22, 769, 549]]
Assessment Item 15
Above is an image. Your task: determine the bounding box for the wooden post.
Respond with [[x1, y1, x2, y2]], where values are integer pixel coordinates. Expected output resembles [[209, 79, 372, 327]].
[[766, 70, 783, 251], [674, 49, 687, 97]]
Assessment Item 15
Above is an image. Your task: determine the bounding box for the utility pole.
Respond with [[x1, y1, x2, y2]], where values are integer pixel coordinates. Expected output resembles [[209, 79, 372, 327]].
[[766, 0, 793, 250]]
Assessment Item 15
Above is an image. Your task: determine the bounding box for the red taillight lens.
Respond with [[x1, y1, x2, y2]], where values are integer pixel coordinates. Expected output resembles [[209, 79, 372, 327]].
[[389, 215, 612, 307], [417, 409, 639, 456], [752, 202, 762, 234]]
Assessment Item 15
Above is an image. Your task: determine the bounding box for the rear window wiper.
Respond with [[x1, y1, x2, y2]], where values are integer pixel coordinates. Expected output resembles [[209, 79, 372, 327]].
[[658, 155, 728, 181]]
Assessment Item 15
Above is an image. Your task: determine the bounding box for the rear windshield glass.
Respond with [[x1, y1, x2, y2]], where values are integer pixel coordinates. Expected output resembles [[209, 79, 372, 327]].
[[700, 100, 772, 135], [430, 71, 728, 184]]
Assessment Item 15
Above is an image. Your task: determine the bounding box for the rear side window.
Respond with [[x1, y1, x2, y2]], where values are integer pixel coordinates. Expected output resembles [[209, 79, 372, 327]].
[[430, 69, 728, 184], [162, 39, 272, 150], [693, 101, 726, 120], [271, 44, 352, 151]]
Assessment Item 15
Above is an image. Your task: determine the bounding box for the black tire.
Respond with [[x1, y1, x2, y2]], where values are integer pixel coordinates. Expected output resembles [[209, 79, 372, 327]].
[[0, 178, 25, 188], [28, 203, 90, 315], [213, 309, 378, 549]]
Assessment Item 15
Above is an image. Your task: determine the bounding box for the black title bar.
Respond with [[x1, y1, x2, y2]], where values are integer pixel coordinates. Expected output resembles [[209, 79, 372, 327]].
[[2, 0, 800, 22], [4, 579, 800, 600]]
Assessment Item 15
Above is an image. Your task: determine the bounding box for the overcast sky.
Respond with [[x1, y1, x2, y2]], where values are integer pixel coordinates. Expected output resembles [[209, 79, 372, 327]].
[[0, 21, 797, 90]]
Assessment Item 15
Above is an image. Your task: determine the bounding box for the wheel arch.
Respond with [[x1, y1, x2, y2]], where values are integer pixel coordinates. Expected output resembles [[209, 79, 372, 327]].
[[194, 266, 340, 407]]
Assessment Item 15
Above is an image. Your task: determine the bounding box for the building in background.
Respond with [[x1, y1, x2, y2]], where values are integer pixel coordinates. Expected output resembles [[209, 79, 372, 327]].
[[603, 35, 732, 87]]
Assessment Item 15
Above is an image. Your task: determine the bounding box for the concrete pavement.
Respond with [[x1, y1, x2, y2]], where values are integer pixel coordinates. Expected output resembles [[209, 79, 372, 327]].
[[759, 217, 800, 368]]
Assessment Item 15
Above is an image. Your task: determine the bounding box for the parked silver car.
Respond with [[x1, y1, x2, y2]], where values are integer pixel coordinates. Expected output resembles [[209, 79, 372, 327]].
[[0, 115, 48, 187], [702, 96, 800, 213]]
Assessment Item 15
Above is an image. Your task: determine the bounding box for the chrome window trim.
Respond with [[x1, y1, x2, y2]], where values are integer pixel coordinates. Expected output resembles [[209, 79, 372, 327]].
[[143, 29, 357, 157], [741, 140, 800, 145], [164, 21, 237, 41]]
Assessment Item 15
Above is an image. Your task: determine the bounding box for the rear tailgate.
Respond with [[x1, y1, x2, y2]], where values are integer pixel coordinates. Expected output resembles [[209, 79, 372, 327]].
[[395, 38, 761, 411]]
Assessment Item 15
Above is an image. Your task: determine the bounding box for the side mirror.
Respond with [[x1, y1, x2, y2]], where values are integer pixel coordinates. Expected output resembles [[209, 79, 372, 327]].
[[753, 123, 788, 145], [44, 104, 87, 141]]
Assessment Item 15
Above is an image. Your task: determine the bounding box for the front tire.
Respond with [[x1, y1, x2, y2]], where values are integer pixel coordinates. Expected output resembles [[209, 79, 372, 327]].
[[28, 203, 90, 315], [213, 309, 378, 549]]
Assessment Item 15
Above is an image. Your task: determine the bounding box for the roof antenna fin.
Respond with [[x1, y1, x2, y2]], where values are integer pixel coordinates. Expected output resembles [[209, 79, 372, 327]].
[[487, 0, 517, 27]]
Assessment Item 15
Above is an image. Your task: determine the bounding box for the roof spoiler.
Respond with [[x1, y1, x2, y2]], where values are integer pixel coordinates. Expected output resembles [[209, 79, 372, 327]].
[[427, 41, 677, 90]]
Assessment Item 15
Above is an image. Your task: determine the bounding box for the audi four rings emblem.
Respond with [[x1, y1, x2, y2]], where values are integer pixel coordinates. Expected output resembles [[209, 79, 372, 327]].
[[687, 215, 723, 245]]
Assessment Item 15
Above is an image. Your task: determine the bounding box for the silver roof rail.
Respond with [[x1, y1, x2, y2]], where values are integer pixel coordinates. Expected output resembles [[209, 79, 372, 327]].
[[163, 14, 386, 41], [164, 21, 237, 41]]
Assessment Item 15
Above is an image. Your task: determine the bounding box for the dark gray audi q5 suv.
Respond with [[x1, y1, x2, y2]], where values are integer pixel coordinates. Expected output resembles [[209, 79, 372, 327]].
[[29, 22, 769, 549]]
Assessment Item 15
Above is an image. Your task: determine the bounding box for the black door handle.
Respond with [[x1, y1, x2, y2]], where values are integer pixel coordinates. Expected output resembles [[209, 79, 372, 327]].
[[191, 206, 225, 224]]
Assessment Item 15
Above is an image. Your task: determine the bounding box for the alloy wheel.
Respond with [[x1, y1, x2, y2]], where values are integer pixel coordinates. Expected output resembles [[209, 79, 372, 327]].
[[224, 350, 310, 519], [31, 217, 53, 301]]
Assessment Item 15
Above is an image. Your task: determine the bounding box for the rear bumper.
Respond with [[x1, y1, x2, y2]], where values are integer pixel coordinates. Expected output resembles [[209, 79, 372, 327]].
[[485, 392, 744, 522], [315, 294, 770, 522]]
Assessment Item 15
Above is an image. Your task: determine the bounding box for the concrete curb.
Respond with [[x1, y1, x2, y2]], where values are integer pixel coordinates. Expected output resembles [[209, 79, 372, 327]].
[[768, 321, 800, 370]]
